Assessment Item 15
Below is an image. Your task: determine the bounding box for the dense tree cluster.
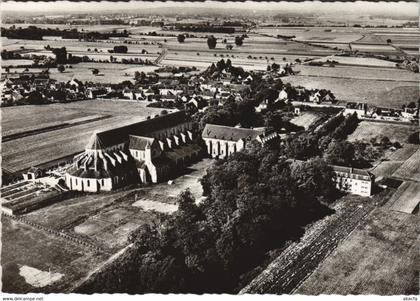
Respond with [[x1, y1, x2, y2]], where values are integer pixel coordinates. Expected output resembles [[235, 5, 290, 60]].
[[177, 34, 186, 43], [51, 47, 68, 64], [175, 25, 235, 33], [1, 25, 128, 40], [77, 145, 336, 294], [282, 113, 361, 166], [198, 99, 263, 130], [112, 45, 128, 54]]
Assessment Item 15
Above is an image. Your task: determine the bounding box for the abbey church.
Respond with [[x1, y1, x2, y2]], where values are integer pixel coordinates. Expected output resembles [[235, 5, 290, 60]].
[[65, 111, 202, 192]]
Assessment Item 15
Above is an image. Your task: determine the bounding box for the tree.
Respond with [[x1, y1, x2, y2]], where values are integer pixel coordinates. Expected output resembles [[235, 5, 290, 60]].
[[290, 158, 338, 204], [26, 90, 45, 105], [325, 140, 355, 166], [92, 68, 99, 75], [407, 101, 416, 109], [207, 36, 217, 49], [57, 65, 65, 73], [226, 44, 233, 50], [386, 38, 392, 44], [113, 45, 128, 53], [235, 36, 243, 46], [177, 34, 186, 43], [52, 47, 67, 64], [380, 136, 391, 147]]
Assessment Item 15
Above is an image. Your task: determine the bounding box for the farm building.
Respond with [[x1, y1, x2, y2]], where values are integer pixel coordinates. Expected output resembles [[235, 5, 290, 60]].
[[65, 111, 202, 192], [332, 165, 374, 197], [202, 124, 279, 159]]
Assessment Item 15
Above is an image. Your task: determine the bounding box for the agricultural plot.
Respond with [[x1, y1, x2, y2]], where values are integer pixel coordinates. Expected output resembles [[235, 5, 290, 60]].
[[294, 31, 362, 44], [387, 144, 419, 161], [386, 181, 420, 214], [282, 76, 418, 108], [2, 23, 131, 33], [2, 37, 160, 54], [370, 144, 418, 180], [2, 59, 34, 67], [348, 121, 417, 143], [1, 100, 163, 173], [296, 208, 419, 295], [351, 44, 399, 54], [294, 65, 419, 82], [5, 63, 158, 84], [241, 188, 395, 294], [2, 104, 94, 136], [392, 147, 420, 182], [371, 162, 403, 180], [310, 55, 398, 68]]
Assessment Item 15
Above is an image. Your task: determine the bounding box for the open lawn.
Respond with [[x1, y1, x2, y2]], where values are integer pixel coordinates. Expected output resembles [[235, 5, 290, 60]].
[[296, 208, 419, 295], [348, 121, 417, 143]]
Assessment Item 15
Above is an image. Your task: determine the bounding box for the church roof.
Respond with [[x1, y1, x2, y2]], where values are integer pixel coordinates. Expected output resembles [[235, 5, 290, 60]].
[[128, 135, 155, 150], [86, 132, 105, 150], [92, 110, 190, 148]]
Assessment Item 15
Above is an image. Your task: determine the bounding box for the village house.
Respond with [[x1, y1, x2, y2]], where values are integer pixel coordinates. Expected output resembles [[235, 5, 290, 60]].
[[86, 87, 108, 99], [202, 124, 279, 159], [401, 107, 419, 121]]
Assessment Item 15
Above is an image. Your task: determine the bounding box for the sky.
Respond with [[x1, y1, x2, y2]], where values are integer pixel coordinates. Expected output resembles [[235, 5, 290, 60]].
[[2, 0, 417, 16]]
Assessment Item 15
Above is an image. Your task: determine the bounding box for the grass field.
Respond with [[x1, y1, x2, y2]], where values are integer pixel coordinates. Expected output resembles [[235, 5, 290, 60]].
[[282, 76, 418, 108], [348, 121, 418, 143], [1, 100, 163, 172], [296, 207, 419, 295]]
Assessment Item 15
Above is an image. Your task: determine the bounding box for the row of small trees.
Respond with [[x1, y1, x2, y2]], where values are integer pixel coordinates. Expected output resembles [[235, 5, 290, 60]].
[[176, 34, 246, 50]]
